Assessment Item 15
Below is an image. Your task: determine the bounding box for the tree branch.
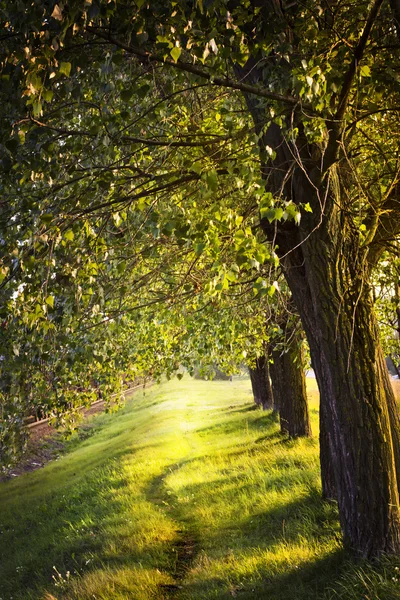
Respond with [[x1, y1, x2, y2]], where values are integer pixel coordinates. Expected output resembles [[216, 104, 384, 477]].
[[335, 0, 385, 123], [367, 184, 400, 267], [85, 26, 304, 108], [324, 0, 385, 169]]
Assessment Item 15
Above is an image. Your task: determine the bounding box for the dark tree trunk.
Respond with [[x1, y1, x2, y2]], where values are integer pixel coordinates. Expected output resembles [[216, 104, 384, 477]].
[[269, 348, 284, 415], [390, 0, 400, 40], [248, 354, 274, 410], [234, 19, 400, 556], [281, 220, 400, 557], [320, 401, 336, 501], [269, 334, 311, 438], [395, 276, 400, 378]]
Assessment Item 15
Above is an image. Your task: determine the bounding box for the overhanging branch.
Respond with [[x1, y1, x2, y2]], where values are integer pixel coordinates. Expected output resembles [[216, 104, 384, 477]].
[[86, 26, 305, 108]]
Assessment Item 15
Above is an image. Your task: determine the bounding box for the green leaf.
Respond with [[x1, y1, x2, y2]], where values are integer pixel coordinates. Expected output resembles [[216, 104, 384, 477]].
[[285, 202, 298, 220], [170, 47, 182, 62], [33, 100, 42, 118], [59, 62, 71, 77], [191, 162, 203, 175], [206, 170, 218, 191], [112, 53, 124, 66], [137, 197, 147, 211], [265, 145, 276, 160], [5, 138, 19, 154], [235, 215, 243, 227], [121, 88, 133, 102], [64, 229, 74, 241], [40, 213, 53, 224], [360, 65, 371, 77], [156, 36, 173, 46], [113, 213, 122, 227], [45, 296, 55, 308], [42, 89, 54, 102], [225, 270, 237, 282], [260, 208, 277, 223], [162, 221, 175, 236], [194, 242, 205, 256], [138, 84, 150, 98]]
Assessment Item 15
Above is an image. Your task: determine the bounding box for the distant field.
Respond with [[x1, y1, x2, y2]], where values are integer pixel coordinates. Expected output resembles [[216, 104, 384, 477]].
[[0, 377, 399, 600]]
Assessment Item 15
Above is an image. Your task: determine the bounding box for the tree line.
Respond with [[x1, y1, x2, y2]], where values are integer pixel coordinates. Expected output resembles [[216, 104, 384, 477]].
[[1, 0, 400, 558]]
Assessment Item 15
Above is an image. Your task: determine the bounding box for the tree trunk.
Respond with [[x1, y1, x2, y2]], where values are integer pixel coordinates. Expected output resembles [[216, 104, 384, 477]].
[[393, 357, 400, 379], [248, 354, 274, 410], [269, 348, 284, 415], [281, 224, 400, 557], [237, 50, 400, 558], [269, 333, 312, 438], [320, 401, 336, 500]]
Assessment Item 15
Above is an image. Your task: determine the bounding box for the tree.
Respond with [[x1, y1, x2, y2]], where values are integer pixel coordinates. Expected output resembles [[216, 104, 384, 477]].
[[269, 324, 311, 439], [248, 353, 274, 410], [2, 0, 400, 556], [234, 2, 400, 555]]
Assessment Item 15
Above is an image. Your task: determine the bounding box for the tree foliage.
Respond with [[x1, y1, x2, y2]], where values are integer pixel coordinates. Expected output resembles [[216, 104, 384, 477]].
[[2, 0, 400, 556]]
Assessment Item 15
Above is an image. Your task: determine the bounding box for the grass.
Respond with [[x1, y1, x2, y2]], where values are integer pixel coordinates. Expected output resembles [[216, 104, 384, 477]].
[[0, 377, 400, 600]]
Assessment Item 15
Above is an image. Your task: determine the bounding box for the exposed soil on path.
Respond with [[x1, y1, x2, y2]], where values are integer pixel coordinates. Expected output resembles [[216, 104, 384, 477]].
[[147, 463, 200, 598], [0, 384, 149, 483], [0, 400, 109, 483]]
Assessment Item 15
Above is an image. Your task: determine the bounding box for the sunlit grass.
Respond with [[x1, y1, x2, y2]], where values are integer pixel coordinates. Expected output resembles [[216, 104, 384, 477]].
[[0, 377, 399, 600]]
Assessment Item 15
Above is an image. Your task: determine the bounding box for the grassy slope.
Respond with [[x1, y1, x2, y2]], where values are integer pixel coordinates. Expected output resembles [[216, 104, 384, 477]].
[[0, 378, 399, 600]]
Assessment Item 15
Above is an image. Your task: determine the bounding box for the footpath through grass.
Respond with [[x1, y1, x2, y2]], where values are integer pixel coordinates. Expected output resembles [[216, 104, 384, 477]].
[[1, 377, 400, 600]]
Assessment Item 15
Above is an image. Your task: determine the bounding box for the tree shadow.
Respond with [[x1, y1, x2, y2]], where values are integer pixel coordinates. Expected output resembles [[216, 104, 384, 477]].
[[196, 411, 279, 438], [179, 548, 348, 600], [0, 440, 167, 597], [159, 468, 347, 599]]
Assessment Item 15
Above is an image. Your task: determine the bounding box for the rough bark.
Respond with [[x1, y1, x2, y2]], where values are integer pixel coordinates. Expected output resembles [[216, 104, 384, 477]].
[[319, 400, 337, 501], [269, 348, 284, 415], [269, 333, 312, 438], [280, 217, 400, 557], [248, 354, 274, 410], [231, 0, 400, 557], [236, 78, 400, 560]]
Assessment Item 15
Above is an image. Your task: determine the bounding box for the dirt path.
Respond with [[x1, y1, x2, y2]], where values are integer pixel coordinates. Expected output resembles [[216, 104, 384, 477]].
[[0, 385, 146, 483], [147, 464, 200, 597]]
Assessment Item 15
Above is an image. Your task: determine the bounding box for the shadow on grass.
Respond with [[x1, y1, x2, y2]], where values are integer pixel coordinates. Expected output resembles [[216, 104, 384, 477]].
[[179, 548, 348, 600], [0, 441, 167, 598], [196, 410, 279, 438], [3, 382, 398, 600]]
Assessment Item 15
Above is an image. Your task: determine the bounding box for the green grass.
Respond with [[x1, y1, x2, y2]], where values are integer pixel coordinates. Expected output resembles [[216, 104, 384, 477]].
[[1, 377, 399, 600]]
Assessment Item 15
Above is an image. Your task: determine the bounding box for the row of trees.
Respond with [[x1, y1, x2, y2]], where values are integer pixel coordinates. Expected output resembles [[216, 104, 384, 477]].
[[1, 0, 400, 557]]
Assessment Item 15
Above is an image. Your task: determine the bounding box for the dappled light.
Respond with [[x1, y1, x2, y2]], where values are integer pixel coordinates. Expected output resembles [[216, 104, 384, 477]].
[[2, 1, 400, 596], [1, 379, 399, 599]]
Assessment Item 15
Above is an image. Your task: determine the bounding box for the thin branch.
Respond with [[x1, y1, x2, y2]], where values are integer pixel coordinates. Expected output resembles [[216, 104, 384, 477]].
[[335, 0, 385, 123], [86, 26, 307, 109]]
